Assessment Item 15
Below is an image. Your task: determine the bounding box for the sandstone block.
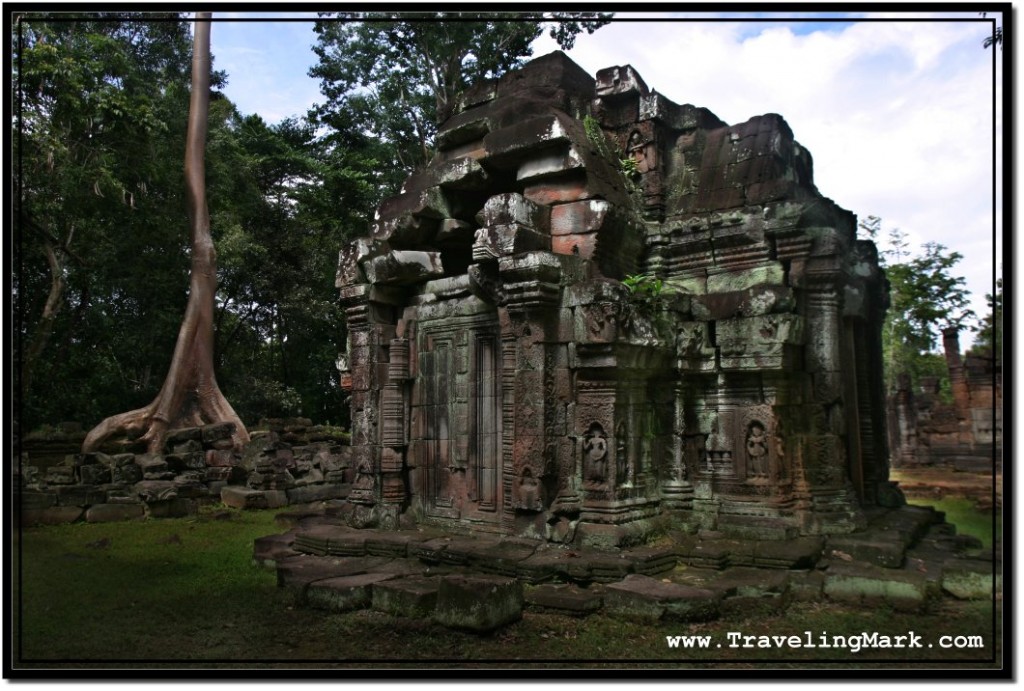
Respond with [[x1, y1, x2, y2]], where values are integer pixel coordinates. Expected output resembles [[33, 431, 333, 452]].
[[305, 572, 399, 612], [604, 574, 721, 623], [433, 575, 524, 632], [85, 503, 146, 523], [372, 575, 441, 618]]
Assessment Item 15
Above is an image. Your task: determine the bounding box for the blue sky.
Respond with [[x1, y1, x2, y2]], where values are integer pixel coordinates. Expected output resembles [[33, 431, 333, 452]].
[[209, 11, 1005, 343]]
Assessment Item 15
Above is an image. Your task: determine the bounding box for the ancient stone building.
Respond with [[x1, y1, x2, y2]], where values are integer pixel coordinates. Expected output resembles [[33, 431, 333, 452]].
[[889, 328, 1002, 473], [335, 52, 897, 547]]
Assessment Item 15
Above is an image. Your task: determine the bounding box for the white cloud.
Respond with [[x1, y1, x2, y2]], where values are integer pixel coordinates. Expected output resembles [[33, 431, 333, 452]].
[[214, 13, 1003, 344], [534, 15, 1001, 341]]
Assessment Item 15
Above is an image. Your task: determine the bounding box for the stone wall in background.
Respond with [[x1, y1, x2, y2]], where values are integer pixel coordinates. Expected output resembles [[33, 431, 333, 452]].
[[888, 328, 1002, 473], [15, 418, 352, 525]]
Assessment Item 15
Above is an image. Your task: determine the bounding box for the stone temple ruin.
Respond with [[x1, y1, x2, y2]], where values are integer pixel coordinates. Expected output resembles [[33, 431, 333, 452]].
[[334, 51, 899, 548]]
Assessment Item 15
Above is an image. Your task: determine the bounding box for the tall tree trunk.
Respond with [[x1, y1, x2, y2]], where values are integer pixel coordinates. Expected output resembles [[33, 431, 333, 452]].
[[21, 239, 65, 399], [83, 13, 249, 454]]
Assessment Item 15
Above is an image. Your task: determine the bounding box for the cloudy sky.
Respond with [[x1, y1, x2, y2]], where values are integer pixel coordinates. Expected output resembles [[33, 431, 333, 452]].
[[210, 10, 1005, 346]]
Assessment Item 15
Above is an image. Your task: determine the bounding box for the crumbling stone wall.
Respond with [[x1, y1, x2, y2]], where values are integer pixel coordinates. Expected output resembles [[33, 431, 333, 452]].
[[335, 51, 896, 546], [889, 328, 1002, 472], [15, 419, 352, 525]]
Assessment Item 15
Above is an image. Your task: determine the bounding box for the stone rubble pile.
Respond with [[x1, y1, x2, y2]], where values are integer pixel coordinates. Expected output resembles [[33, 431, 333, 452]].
[[14, 419, 352, 525]]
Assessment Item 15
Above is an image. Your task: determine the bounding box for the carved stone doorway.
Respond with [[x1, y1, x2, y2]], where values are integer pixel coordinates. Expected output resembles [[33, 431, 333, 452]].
[[411, 311, 504, 531]]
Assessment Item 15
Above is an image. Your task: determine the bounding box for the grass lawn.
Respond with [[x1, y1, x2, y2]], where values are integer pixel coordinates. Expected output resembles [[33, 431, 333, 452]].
[[9, 505, 1004, 674]]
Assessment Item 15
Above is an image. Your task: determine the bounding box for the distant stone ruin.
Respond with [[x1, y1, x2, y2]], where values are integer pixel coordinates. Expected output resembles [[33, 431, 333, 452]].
[[334, 51, 898, 547], [889, 327, 1002, 473]]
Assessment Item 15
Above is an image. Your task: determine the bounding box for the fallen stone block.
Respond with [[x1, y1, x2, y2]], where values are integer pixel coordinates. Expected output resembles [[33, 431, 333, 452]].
[[824, 561, 935, 612], [604, 574, 721, 623], [146, 498, 198, 519], [305, 572, 399, 612], [21, 506, 84, 526], [827, 531, 906, 569], [220, 486, 267, 510], [524, 583, 603, 617], [942, 559, 1000, 600], [372, 575, 441, 618], [710, 567, 792, 617], [84, 503, 146, 523], [253, 532, 299, 568], [433, 574, 524, 632], [277, 554, 393, 603], [789, 570, 826, 602]]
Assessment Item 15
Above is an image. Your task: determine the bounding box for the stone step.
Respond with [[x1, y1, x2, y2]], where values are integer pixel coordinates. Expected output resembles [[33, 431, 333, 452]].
[[524, 583, 603, 617], [306, 572, 400, 612], [604, 573, 721, 623], [823, 560, 937, 612], [372, 575, 441, 618]]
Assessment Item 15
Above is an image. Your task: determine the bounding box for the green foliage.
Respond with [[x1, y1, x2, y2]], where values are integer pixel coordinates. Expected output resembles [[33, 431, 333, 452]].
[[13, 14, 196, 427], [623, 273, 666, 300], [14, 15, 371, 430], [876, 224, 975, 393], [971, 275, 1002, 361], [309, 12, 611, 190]]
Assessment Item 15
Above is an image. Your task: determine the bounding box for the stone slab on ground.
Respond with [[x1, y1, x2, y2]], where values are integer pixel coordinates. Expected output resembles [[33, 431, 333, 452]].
[[276, 554, 394, 602], [84, 503, 146, 523], [372, 575, 442, 618], [253, 532, 299, 568], [941, 558, 1000, 600], [221, 486, 271, 510], [709, 567, 792, 617], [524, 583, 603, 616], [20, 506, 84, 526], [433, 574, 524, 632], [827, 530, 907, 569], [823, 560, 936, 612], [305, 572, 399, 612], [788, 570, 826, 602], [604, 573, 721, 623]]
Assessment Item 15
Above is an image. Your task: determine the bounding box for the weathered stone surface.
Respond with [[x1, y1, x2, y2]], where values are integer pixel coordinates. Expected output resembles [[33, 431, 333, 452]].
[[285, 483, 347, 505], [941, 559, 1000, 600], [133, 480, 178, 502], [524, 583, 602, 616], [372, 575, 441, 618], [305, 572, 399, 612], [604, 574, 721, 622], [331, 50, 894, 549], [253, 532, 299, 568], [827, 531, 906, 569], [220, 486, 268, 510], [823, 561, 934, 612], [21, 506, 85, 526], [78, 464, 111, 486], [363, 250, 445, 286], [84, 503, 146, 523], [433, 574, 523, 632]]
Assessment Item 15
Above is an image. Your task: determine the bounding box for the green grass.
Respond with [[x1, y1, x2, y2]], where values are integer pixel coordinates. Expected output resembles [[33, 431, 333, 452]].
[[10, 506, 1003, 672], [907, 497, 1001, 550]]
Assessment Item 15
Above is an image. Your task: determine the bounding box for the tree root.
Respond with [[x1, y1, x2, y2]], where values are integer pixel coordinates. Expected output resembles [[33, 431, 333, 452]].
[[81, 387, 249, 455]]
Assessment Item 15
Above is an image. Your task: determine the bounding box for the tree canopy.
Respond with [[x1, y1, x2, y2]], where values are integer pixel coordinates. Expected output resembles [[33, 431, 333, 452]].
[[874, 225, 976, 395], [308, 12, 611, 192]]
